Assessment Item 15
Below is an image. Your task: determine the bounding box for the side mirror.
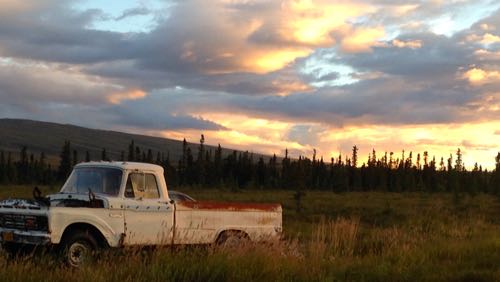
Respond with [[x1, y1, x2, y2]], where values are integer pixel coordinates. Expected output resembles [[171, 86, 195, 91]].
[[33, 186, 42, 199], [32, 186, 50, 206]]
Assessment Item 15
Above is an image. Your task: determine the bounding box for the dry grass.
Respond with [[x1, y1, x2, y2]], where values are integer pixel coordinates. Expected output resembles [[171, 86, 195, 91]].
[[1, 189, 500, 281]]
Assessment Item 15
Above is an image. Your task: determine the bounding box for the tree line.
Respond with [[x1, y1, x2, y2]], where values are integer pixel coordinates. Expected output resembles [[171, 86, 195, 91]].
[[0, 137, 499, 195]]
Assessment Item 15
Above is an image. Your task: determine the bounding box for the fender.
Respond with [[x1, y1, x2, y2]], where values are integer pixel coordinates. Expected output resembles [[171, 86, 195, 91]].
[[49, 207, 124, 247]]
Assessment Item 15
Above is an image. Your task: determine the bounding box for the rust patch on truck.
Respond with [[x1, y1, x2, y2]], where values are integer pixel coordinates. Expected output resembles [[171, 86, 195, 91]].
[[179, 201, 281, 212]]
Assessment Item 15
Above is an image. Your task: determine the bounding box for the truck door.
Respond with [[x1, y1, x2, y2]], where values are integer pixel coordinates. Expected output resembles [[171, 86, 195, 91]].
[[122, 172, 174, 245]]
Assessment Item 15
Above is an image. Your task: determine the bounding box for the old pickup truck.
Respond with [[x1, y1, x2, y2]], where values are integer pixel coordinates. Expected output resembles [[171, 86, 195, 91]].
[[0, 162, 282, 266]]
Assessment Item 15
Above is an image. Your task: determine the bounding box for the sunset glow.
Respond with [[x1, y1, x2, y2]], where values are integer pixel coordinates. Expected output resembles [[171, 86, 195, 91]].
[[464, 68, 500, 85], [251, 49, 311, 74], [108, 89, 147, 105], [285, 1, 373, 45]]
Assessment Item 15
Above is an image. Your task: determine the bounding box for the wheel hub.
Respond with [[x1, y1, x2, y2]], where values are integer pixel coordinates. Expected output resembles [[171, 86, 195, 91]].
[[68, 242, 89, 266]]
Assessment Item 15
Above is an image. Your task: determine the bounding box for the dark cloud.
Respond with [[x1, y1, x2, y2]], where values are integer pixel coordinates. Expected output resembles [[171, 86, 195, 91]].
[[0, 63, 226, 132], [83, 59, 312, 96], [342, 33, 472, 77], [0, 3, 131, 64], [0, 64, 111, 109], [115, 6, 151, 21], [0, 1, 323, 95], [106, 92, 226, 131], [110, 110, 226, 131], [142, 68, 492, 127]]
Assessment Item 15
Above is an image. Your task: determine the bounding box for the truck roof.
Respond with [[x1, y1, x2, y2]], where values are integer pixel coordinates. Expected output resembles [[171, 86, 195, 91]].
[[75, 161, 164, 173]]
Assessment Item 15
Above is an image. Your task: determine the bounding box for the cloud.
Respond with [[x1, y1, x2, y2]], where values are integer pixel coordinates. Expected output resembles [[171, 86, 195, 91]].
[[0, 1, 382, 81], [0, 62, 226, 132], [115, 6, 151, 21], [392, 39, 422, 49], [109, 109, 226, 131], [108, 89, 147, 104], [0, 62, 112, 109], [340, 27, 386, 53], [106, 91, 227, 131], [463, 68, 500, 85], [0, 1, 497, 126], [342, 32, 472, 78], [287, 124, 322, 146]]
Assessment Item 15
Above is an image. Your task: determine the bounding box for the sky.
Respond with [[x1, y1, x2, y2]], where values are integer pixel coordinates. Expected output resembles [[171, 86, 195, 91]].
[[0, 0, 499, 169]]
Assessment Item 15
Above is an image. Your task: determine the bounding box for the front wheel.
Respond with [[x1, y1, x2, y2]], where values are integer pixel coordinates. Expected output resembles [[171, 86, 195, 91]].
[[62, 232, 98, 267]]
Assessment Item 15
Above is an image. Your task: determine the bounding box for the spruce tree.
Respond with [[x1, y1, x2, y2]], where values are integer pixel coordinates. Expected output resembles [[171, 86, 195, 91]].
[[58, 141, 72, 180], [180, 139, 188, 185], [352, 146, 358, 168], [156, 152, 162, 164], [147, 149, 153, 163], [18, 146, 29, 183], [101, 148, 108, 161], [491, 152, 500, 195], [197, 135, 206, 185], [72, 150, 78, 166], [455, 148, 464, 172], [39, 152, 47, 184], [128, 140, 135, 161], [7, 152, 15, 183], [214, 144, 223, 184], [135, 147, 141, 162], [0, 151, 5, 183]]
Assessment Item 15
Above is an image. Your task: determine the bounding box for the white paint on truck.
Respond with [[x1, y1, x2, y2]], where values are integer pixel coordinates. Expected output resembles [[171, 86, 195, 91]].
[[0, 162, 282, 255]]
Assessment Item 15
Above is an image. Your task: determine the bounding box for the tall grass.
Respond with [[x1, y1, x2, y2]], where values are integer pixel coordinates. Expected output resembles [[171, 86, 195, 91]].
[[1, 189, 500, 281]]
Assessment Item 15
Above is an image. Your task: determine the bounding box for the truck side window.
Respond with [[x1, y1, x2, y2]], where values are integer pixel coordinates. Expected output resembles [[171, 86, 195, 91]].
[[125, 175, 135, 198], [144, 174, 160, 199], [125, 173, 142, 198], [124, 173, 159, 199]]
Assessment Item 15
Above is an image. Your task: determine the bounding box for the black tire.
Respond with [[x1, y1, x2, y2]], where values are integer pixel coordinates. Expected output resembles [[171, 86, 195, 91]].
[[61, 231, 98, 267], [217, 231, 250, 249]]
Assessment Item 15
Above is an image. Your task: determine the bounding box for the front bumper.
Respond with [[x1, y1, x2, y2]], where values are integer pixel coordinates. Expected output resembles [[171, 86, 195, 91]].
[[0, 228, 51, 245]]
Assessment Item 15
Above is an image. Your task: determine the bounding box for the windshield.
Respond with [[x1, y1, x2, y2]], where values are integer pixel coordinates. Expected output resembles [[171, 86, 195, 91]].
[[61, 167, 123, 196]]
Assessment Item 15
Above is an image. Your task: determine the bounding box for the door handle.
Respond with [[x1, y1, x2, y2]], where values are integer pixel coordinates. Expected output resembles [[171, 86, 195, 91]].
[[109, 211, 123, 218]]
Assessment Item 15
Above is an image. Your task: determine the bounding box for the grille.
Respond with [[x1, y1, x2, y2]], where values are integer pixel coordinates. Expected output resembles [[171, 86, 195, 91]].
[[0, 213, 48, 232]]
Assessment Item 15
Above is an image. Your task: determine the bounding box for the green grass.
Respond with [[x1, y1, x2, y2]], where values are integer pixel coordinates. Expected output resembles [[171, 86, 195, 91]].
[[1, 186, 500, 281]]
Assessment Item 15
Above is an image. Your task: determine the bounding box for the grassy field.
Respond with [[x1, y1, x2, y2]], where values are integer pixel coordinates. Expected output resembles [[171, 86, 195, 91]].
[[1, 185, 500, 281]]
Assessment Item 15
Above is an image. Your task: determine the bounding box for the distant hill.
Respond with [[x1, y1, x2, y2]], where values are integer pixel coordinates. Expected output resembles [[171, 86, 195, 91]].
[[0, 118, 265, 164]]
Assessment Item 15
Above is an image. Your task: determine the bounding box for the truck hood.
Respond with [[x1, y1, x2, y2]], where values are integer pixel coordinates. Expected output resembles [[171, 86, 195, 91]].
[[0, 193, 109, 211], [48, 193, 108, 208], [0, 198, 47, 211]]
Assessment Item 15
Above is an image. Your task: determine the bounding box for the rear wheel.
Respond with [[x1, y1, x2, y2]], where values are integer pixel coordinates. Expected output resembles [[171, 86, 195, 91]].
[[217, 231, 250, 249], [62, 231, 98, 267]]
